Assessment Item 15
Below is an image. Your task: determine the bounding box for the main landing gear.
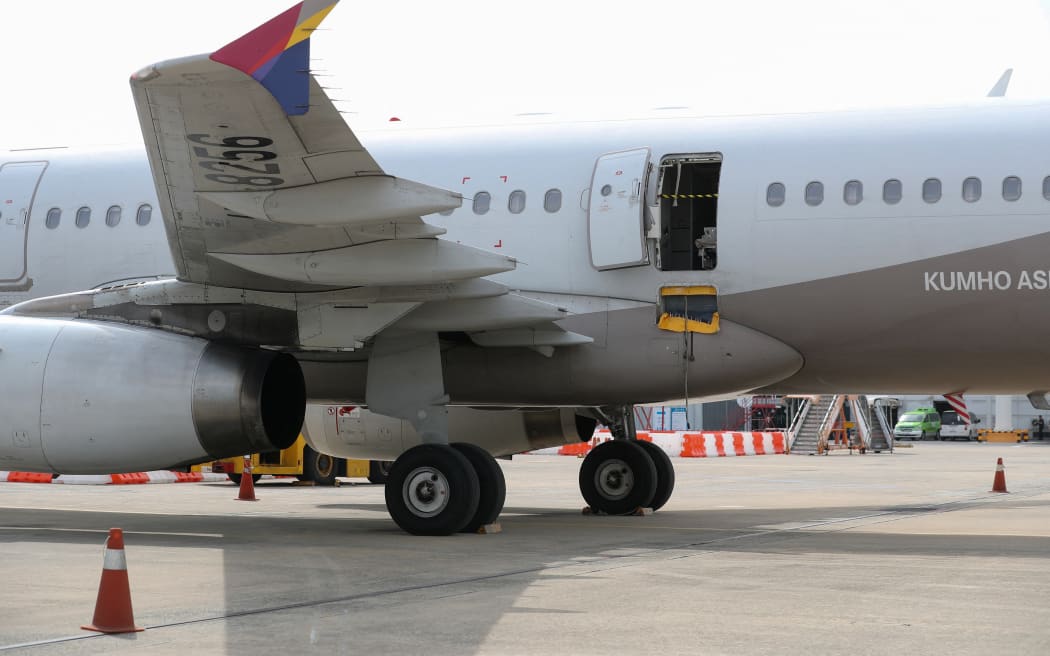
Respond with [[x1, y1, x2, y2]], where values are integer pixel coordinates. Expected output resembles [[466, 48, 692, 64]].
[[385, 443, 506, 535], [579, 405, 676, 514], [578, 439, 675, 514]]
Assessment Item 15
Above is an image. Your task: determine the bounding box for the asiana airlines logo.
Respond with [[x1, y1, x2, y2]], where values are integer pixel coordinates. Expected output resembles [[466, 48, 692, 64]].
[[924, 270, 1050, 291]]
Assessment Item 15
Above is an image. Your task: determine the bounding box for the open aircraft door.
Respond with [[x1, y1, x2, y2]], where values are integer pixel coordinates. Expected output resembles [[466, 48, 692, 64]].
[[0, 161, 47, 284], [588, 148, 650, 270]]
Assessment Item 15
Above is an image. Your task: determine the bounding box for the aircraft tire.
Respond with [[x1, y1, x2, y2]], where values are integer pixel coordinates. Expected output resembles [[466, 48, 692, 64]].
[[385, 444, 480, 536], [634, 440, 675, 511], [302, 445, 338, 486], [368, 460, 394, 484], [579, 440, 657, 515], [451, 443, 506, 533], [227, 473, 261, 485]]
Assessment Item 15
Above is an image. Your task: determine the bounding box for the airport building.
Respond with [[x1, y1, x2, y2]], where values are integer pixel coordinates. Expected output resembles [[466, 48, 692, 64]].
[[644, 394, 1050, 437]]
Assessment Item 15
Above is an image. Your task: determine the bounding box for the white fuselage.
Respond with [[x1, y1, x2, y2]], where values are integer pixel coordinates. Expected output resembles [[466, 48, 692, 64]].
[[4, 99, 1050, 394]]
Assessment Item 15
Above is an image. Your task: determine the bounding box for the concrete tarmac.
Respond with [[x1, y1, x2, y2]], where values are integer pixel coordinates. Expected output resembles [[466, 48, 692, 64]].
[[1, 442, 1049, 655]]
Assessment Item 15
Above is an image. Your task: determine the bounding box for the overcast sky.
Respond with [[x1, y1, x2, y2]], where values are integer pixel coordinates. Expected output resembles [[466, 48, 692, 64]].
[[4, 0, 1050, 148]]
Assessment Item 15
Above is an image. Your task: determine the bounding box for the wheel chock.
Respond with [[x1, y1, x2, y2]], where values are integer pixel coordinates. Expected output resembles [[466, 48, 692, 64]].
[[582, 506, 653, 516], [476, 522, 502, 534], [291, 479, 315, 487]]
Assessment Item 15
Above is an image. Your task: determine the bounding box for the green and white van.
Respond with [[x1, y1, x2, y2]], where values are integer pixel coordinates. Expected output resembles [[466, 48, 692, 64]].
[[893, 408, 941, 440]]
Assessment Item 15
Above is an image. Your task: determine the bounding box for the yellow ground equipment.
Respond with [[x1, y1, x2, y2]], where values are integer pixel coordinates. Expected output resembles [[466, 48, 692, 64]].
[[195, 435, 391, 486], [977, 429, 1029, 443]]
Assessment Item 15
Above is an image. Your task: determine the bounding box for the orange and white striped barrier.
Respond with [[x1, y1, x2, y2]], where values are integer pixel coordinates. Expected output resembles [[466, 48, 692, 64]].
[[529, 430, 788, 457], [0, 471, 228, 485]]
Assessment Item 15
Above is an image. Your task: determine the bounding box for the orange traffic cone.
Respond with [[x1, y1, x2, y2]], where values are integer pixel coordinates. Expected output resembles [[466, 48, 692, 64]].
[[82, 528, 143, 634], [990, 457, 1008, 493], [236, 456, 258, 501]]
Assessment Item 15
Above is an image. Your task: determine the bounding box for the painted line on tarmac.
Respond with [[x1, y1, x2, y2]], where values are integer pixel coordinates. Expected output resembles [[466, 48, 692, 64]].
[[1, 634, 99, 651], [0, 526, 223, 538]]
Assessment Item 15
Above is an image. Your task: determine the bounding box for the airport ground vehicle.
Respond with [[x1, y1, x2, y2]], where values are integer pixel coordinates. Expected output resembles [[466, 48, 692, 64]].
[[893, 408, 942, 440], [198, 436, 392, 486], [938, 410, 978, 440]]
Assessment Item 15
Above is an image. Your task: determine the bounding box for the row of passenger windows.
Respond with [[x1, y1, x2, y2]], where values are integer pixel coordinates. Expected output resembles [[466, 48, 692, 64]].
[[766, 176, 1034, 207], [44, 204, 153, 229], [442, 188, 564, 216]]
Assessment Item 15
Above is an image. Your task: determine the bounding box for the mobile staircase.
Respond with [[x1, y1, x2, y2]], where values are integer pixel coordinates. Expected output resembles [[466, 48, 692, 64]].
[[789, 395, 893, 455], [854, 395, 893, 452], [788, 395, 841, 454]]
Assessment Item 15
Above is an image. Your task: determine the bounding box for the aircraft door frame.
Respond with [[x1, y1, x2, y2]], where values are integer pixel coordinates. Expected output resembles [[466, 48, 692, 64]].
[[587, 148, 650, 270], [0, 160, 48, 284]]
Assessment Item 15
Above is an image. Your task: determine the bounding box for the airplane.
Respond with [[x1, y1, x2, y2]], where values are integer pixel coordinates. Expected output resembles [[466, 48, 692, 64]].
[[2, 0, 1049, 535]]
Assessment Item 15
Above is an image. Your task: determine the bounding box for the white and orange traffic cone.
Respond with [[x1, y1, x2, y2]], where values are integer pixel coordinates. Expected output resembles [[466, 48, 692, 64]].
[[236, 456, 258, 501], [990, 457, 1008, 493], [82, 528, 143, 634]]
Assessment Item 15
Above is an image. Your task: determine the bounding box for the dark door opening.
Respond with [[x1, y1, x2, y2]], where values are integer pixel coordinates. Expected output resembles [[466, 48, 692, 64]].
[[655, 155, 720, 271]]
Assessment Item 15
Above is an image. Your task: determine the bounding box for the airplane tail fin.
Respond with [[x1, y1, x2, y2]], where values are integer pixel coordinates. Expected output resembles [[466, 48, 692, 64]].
[[210, 0, 340, 115], [986, 68, 1013, 97]]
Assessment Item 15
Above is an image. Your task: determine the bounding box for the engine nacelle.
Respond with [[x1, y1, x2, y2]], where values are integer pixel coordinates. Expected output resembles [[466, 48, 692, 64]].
[[0, 316, 304, 473], [302, 404, 597, 460]]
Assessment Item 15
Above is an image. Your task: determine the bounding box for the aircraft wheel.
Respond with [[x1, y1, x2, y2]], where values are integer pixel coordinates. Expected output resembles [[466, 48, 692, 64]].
[[302, 445, 338, 486], [579, 440, 657, 515], [451, 443, 506, 532], [368, 460, 394, 484], [227, 473, 261, 485], [385, 444, 480, 536], [634, 440, 675, 511]]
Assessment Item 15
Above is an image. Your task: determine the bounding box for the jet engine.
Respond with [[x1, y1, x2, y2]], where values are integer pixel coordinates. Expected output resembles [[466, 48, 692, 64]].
[[0, 316, 304, 473], [302, 404, 597, 461]]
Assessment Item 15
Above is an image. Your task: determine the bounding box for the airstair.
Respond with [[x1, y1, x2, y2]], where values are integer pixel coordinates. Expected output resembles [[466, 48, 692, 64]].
[[789, 395, 894, 454], [853, 395, 893, 452], [787, 395, 839, 454]]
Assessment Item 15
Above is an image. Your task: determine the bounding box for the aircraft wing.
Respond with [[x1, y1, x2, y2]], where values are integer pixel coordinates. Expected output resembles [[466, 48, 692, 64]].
[[130, 0, 514, 293]]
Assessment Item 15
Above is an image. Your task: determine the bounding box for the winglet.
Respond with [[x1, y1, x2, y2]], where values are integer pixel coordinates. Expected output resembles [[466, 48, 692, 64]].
[[987, 68, 1013, 98], [210, 0, 339, 116]]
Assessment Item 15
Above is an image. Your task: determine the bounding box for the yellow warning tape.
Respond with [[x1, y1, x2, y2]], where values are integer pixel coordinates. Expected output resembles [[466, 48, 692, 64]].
[[660, 194, 719, 199]]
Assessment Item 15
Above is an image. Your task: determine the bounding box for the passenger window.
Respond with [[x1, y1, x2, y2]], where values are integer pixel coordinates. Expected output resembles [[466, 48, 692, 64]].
[[507, 190, 526, 214], [45, 207, 61, 229], [472, 192, 491, 215], [883, 179, 902, 204], [962, 177, 981, 203], [543, 188, 562, 213], [766, 182, 785, 207], [1043, 176, 1050, 201], [843, 180, 863, 206], [75, 206, 91, 228], [922, 178, 941, 203], [804, 181, 823, 206], [105, 205, 122, 227], [1003, 176, 1022, 201], [135, 204, 152, 226]]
